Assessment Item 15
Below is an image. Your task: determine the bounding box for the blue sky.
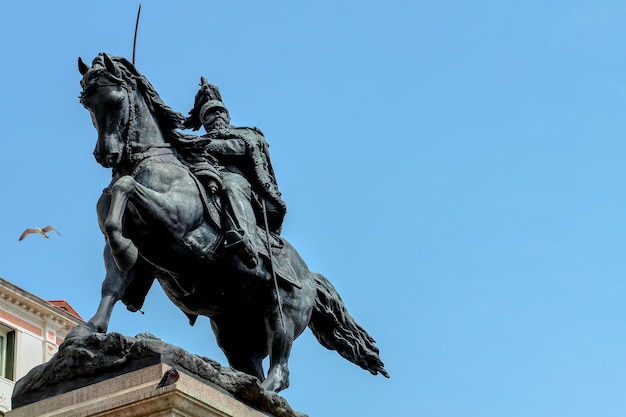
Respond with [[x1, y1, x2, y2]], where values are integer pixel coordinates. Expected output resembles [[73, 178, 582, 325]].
[[2, 1, 626, 416]]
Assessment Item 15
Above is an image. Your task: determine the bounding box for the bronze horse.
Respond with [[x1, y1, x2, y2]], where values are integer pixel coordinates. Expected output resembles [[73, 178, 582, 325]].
[[68, 53, 388, 392]]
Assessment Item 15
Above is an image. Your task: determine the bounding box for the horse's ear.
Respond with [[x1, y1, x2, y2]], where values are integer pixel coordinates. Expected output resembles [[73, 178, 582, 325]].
[[102, 53, 121, 78], [78, 57, 89, 75]]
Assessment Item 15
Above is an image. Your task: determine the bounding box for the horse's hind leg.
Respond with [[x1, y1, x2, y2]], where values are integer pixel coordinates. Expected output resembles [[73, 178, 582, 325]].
[[210, 317, 266, 381], [262, 305, 296, 392]]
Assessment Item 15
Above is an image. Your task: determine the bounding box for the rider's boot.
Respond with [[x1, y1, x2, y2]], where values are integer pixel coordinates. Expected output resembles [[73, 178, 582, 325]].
[[221, 174, 259, 269], [224, 229, 258, 269]]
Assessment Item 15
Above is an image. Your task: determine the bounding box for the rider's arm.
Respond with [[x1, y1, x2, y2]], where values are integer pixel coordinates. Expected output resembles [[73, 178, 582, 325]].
[[204, 138, 246, 156]]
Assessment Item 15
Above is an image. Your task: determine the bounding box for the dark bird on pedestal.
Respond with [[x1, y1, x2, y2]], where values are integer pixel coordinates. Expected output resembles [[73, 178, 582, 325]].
[[156, 367, 179, 389], [19, 226, 61, 241]]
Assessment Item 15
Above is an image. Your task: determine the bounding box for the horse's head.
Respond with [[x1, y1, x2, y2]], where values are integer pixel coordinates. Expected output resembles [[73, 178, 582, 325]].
[[79, 53, 186, 170], [79, 53, 134, 168]]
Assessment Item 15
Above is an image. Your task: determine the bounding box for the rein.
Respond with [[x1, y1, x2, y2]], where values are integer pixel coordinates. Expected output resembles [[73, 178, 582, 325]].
[[127, 142, 173, 162], [116, 82, 184, 175], [120, 80, 138, 161]]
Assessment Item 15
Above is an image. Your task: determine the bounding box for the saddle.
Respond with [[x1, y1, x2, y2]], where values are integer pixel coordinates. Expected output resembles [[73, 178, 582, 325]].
[[183, 170, 301, 289]]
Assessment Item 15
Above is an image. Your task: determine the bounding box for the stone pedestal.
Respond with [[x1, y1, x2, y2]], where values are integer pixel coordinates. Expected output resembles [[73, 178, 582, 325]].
[[7, 363, 272, 417], [10, 333, 305, 417]]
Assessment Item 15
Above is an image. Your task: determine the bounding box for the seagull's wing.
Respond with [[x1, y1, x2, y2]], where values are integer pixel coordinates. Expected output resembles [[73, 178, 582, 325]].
[[18, 229, 35, 241], [42, 226, 61, 236]]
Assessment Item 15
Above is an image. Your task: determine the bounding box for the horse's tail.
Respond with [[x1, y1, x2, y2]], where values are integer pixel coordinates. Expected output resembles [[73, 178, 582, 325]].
[[308, 273, 389, 378]]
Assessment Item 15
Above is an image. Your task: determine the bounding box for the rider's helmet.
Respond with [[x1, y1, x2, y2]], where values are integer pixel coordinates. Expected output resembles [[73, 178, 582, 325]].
[[200, 99, 229, 119], [184, 77, 229, 130]]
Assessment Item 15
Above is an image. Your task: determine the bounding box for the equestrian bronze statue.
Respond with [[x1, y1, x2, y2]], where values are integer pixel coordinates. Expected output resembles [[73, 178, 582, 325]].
[[67, 53, 388, 392]]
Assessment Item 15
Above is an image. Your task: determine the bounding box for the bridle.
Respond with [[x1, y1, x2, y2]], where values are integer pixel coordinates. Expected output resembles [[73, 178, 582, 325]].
[[81, 70, 173, 170]]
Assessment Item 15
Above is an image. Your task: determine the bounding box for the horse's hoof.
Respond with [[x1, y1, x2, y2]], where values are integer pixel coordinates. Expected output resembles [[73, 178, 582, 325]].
[[261, 378, 288, 393], [113, 240, 138, 271], [261, 367, 290, 393], [65, 323, 97, 340]]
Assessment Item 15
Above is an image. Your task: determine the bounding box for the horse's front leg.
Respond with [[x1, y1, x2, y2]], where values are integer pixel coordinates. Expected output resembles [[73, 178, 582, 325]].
[[90, 244, 133, 332], [104, 173, 201, 270], [104, 175, 140, 271], [67, 243, 131, 339]]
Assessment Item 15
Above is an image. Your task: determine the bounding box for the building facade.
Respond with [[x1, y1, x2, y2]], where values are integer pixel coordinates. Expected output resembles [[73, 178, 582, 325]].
[[0, 278, 83, 414]]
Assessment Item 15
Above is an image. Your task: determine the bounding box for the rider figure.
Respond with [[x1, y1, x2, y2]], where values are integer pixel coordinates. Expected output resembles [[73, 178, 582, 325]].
[[183, 78, 286, 269]]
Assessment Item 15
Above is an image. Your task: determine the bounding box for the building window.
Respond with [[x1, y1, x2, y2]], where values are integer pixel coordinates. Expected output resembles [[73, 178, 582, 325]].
[[0, 326, 15, 381]]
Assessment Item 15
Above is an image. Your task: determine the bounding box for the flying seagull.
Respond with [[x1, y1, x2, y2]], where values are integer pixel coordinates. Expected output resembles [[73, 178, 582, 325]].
[[155, 367, 179, 389], [19, 226, 61, 241]]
